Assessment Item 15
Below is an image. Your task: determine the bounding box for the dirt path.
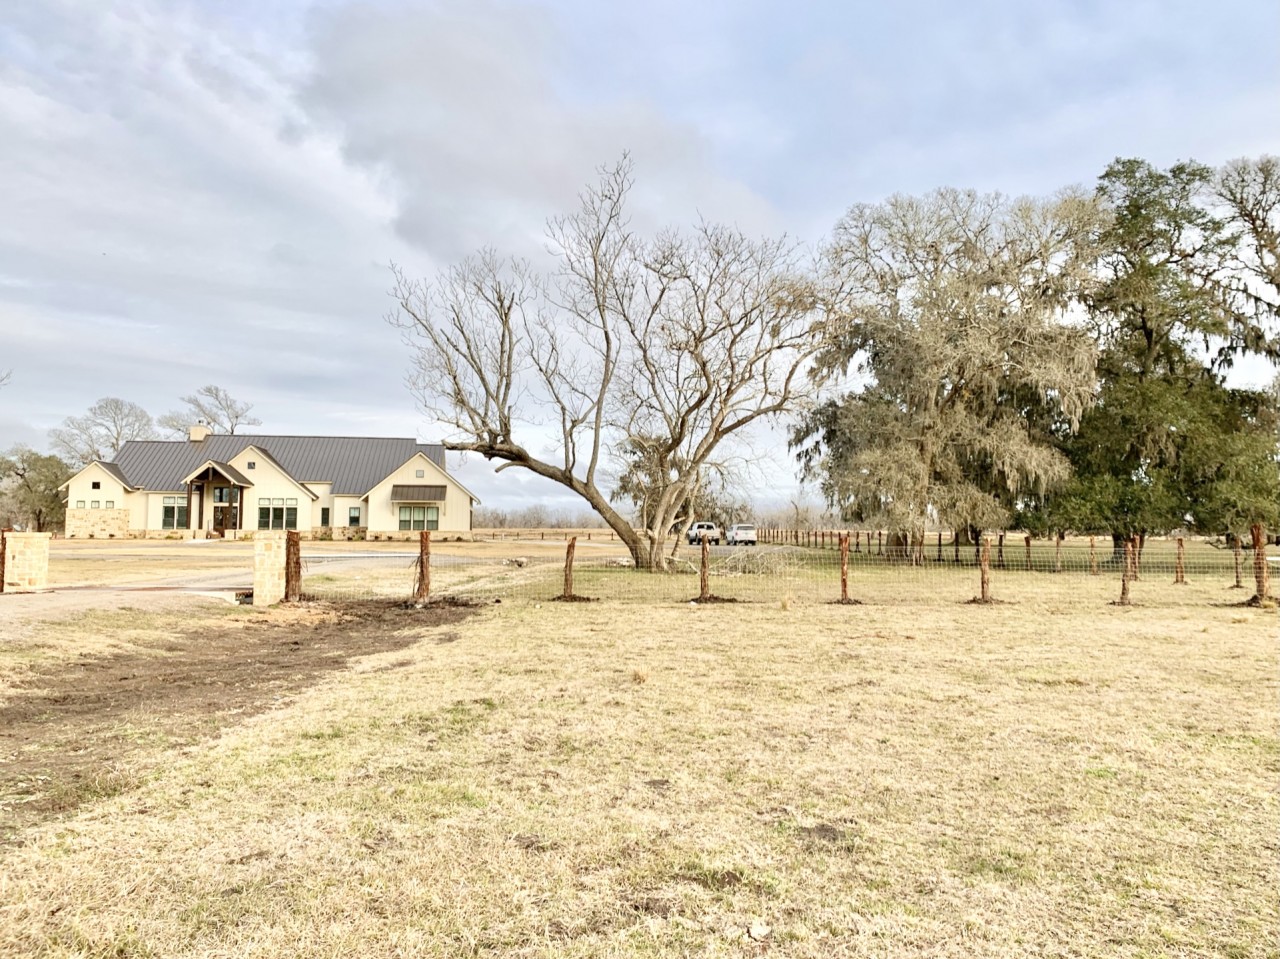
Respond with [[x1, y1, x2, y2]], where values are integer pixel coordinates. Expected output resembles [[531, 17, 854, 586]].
[[0, 599, 475, 844]]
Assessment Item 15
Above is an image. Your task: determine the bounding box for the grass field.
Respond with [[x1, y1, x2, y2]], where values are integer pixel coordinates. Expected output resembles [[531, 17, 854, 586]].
[[1, 555, 1276, 957]]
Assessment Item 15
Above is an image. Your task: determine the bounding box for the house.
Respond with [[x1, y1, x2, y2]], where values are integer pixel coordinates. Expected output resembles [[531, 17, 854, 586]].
[[59, 425, 478, 540]]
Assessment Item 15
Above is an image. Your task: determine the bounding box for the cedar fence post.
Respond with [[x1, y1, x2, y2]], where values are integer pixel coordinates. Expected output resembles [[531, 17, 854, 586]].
[[415, 529, 432, 602], [997, 532, 1006, 569], [0, 529, 6, 593], [953, 529, 960, 564], [699, 533, 711, 602], [1127, 534, 1140, 582], [877, 530, 883, 556], [1251, 523, 1271, 604], [936, 530, 942, 563], [562, 536, 577, 599], [284, 530, 301, 602], [854, 530, 861, 553], [979, 535, 992, 603], [1089, 536, 1098, 575], [1024, 535, 1032, 571], [1054, 532, 1063, 573], [1117, 538, 1133, 606], [840, 533, 850, 603], [1173, 537, 1186, 585], [1232, 533, 1244, 588]]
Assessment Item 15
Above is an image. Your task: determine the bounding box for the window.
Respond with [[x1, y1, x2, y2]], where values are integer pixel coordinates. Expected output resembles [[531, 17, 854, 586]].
[[247, 461, 256, 470], [105, 500, 114, 509], [91, 500, 100, 509], [212, 487, 237, 504], [256, 496, 295, 530], [76, 500, 85, 509], [398, 505, 439, 531], [415, 469, 425, 478], [91, 481, 101, 490], [320, 507, 330, 527], [348, 507, 361, 527], [162, 496, 188, 529]]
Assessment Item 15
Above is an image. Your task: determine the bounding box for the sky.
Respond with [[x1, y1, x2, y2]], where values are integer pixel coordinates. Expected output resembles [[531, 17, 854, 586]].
[[1, 0, 1278, 512]]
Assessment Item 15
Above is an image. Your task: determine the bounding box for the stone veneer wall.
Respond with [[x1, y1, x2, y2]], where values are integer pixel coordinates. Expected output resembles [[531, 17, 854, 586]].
[[2, 532, 51, 592], [253, 532, 287, 606], [65, 508, 131, 539]]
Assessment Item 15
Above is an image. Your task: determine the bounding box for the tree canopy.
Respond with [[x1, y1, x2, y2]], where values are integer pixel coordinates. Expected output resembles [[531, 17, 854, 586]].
[[0, 446, 72, 532], [792, 187, 1104, 547]]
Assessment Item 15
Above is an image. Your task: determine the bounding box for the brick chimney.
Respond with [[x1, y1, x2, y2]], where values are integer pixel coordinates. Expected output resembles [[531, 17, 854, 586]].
[[189, 422, 211, 442]]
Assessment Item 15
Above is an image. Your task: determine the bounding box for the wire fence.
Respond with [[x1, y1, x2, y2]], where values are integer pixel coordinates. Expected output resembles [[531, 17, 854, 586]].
[[295, 533, 1277, 609]]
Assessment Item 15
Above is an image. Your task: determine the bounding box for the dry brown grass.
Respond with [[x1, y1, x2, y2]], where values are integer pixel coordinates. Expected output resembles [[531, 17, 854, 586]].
[[0, 584, 1276, 957]]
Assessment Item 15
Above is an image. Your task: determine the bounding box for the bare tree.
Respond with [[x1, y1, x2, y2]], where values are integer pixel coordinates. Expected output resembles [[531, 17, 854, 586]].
[[49, 397, 157, 466], [0, 370, 10, 389], [159, 384, 262, 436], [391, 158, 822, 569], [1217, 155, 1280, 320]]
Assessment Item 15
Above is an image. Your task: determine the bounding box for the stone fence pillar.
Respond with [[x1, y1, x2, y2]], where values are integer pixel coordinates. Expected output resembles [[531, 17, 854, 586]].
[[1, 532, 52, 593], [253, 532, 287, 606]]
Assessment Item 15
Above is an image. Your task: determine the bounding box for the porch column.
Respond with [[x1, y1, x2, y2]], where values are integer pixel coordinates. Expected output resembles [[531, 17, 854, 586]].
[[239, 486, 246, 530], [185, 483, 193, 531]]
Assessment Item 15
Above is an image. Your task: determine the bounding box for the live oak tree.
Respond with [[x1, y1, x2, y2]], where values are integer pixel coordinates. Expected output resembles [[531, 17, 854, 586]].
[[159, 385, 261, 436], [0, 446, 72, 532], [792, 188, 1103, 559], [391, 159, 823, 570], [1050, 158, 1280, 556], [48, 397, 157, 467]]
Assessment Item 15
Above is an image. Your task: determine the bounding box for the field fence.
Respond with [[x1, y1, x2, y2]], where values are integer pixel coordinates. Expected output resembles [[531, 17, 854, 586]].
[[295, 532, 1277, 609]]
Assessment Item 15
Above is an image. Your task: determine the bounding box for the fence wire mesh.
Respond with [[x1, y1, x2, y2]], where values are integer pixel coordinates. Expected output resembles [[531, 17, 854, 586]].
[[293, 533, 1276, 609]]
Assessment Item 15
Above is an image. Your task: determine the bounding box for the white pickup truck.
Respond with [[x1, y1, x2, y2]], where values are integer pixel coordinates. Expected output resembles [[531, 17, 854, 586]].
[[726, 523, 758, 545], [686, 521, 722, 545]]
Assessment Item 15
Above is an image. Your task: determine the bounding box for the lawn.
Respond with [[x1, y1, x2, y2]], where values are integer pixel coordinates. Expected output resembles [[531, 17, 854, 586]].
[[0, 577, 1275, 957]]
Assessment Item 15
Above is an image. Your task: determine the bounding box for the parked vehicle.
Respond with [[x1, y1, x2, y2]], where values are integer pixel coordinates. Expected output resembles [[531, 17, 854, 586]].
[[726, 523, 757, 546], [686, 521, 722, 545]]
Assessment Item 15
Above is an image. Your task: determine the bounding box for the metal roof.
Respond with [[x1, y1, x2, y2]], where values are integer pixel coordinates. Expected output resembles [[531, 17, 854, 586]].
[[389, 484, 447, 501], [182, 460, 255, 487], [112, 435, 449, 495]]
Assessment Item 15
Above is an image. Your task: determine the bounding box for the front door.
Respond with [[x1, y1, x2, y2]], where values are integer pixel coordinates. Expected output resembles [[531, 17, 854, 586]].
[[213, 505, 237, 537]]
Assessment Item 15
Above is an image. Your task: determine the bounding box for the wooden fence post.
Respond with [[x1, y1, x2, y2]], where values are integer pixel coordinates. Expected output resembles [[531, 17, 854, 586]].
[[1232, 533, 1244, 588], [0, 529, 6, 594], [1117, 538, 1132, 606], [284, 530, 301, 602], [1024, 535, 1032, 571], [936, 530, 942, 562], [877, 530, 883, 556], [562, 536, 577, 599], [1127, 534, 1140, 583], [1174, 536, 1186, 585], [840, 533, 850, 603], [699, 533, 711, 602], [1089, 536, 1098, 575], [979, 535, 992, 603], [997, 532, 1005, 569], [415, 529, 431, 602], [1251, 523, 1271, 604], [1054, 532, 1063, 573]]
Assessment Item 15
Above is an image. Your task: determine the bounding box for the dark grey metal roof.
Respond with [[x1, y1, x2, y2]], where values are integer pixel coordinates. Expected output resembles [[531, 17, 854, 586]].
[[389, 484, 447, 501], [112, 435, 448, 495], [182, 460, 255, 487], [97, 461, 135, 489]]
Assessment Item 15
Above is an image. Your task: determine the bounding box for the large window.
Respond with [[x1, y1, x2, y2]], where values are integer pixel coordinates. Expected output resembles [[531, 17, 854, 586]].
[[162, 496, 188, 529], [398, 505, 439, 531], [256, 497, 298, 530], [348, 507, 361, 527], [320, 507, 330, 527]]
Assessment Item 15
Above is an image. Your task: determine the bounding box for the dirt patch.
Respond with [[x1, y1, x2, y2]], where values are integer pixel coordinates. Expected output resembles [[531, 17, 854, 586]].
[[0, 599, 474, 843]]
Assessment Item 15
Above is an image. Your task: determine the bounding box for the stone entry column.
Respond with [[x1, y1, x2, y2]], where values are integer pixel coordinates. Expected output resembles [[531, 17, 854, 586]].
[[253, 532, 287, 606], [1, 532, 52, 593]]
